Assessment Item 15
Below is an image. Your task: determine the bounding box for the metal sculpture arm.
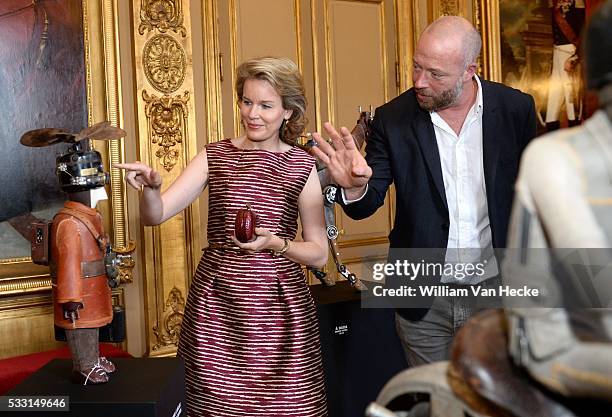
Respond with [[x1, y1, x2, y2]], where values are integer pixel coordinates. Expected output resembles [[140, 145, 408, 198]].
[[303, 108, 373, 291]]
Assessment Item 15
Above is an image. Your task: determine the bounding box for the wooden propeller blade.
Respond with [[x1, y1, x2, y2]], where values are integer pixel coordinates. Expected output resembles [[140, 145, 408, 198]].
[[20, 128, 76, 147], [75, 121, 127, 141]]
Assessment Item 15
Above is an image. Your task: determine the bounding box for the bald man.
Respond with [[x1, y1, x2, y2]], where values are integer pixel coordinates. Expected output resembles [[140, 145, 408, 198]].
[[313, 16, 537, 366]]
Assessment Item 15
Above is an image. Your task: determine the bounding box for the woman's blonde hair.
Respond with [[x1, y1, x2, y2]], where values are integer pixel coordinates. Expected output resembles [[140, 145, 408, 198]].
[[235, 57, 307, 145]]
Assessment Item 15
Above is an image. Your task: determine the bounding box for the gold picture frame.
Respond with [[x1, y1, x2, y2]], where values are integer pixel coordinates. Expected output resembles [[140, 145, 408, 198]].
[[0, 0, 128, 297], [476, 0, 597, 134], [474, 0, 502, 83]]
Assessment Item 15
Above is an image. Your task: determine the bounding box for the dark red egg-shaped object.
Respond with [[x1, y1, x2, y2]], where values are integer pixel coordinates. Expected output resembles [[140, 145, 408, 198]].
[[235, 203, 257, 243]]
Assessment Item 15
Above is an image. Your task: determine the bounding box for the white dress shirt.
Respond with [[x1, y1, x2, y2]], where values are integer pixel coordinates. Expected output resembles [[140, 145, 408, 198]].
[[430, 76, 497, 284]]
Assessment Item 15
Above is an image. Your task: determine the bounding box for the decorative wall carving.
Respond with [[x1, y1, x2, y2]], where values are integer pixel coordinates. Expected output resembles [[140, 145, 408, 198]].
[[152, 286, 185, 350], [134, 0, 198, 358], [143, 34, 186, 94], [139, 0, 187, 36], [142, 90, 190, 171], [115, 241, 137, 285], [430, 0, 468, 27], [439, 0, 459, 15]]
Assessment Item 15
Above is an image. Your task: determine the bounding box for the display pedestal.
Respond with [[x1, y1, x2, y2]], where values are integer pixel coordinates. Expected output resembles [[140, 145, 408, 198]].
[[0, 344, 131, 395], [311, 281, 408, 417], [6, 358, 184, 417]]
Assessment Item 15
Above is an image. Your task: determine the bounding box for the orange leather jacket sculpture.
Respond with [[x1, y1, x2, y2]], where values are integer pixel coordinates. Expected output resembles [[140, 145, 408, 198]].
[[52, 202, 112, 330]]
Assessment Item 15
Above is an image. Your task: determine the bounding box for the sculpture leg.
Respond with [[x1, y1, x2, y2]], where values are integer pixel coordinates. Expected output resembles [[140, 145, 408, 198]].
[[66, 328, 108, 385], [507, 307, 612, 400]]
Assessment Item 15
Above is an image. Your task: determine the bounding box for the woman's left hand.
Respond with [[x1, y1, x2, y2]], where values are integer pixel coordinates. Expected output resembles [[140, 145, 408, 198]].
[[231, 227, 282, 252]]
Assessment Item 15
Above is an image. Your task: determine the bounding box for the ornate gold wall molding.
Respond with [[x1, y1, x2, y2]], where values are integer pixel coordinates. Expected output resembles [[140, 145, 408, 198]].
[[0, 276, 51, 296], [152, 286, 185, 351], [142, 90, 190, 172], [143, 34, 187, 93], [431, 0, 467, 18], [441, 0, 459, 15], [133, 0, 200, 357], [139, 0, 187, 37], [473, 0, 501, 82], [201, 0, 223, 142], [396, 0, 415, 91], [115, 241, 136, 285]]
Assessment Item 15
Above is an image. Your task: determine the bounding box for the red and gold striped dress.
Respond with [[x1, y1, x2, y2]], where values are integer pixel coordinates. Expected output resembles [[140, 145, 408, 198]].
[[178, 139, 328, 416]]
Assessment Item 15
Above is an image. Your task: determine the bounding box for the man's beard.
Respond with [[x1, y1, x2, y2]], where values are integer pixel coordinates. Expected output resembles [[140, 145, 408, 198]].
[[416, 78, 464, 112]]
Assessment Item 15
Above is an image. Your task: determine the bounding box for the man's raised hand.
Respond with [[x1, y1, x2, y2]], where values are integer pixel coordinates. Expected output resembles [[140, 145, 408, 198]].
[[311, 122, 372, 198]]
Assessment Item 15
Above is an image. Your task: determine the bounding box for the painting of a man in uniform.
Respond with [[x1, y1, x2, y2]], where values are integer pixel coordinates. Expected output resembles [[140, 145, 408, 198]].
[[498, 0, 603, 135]]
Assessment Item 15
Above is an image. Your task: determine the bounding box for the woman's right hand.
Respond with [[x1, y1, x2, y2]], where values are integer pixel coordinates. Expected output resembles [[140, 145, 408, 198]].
[[114, 162, 162, 191]]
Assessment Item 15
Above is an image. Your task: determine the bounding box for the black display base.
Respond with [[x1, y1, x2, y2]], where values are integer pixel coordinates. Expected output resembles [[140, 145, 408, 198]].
[[6, 358, 184, 417], [311, 281, 408, 417]]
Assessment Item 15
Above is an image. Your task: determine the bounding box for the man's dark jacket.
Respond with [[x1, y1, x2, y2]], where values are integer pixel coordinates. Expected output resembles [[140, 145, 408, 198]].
[[342, 80, 537, 319]]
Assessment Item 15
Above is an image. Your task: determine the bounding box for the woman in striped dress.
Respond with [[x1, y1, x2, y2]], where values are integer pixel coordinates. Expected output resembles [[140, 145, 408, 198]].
[[116, 57, 329, 416]]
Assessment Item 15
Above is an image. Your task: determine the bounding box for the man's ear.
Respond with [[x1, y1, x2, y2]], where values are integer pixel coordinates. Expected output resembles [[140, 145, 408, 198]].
[[464, 63, 477, 81]]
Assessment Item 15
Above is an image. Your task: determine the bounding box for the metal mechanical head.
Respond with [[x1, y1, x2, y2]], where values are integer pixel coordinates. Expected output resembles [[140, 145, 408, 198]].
[[20, 121, 126, 193], [585, 0, 612, 90], [55, 141, 108, 193]]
